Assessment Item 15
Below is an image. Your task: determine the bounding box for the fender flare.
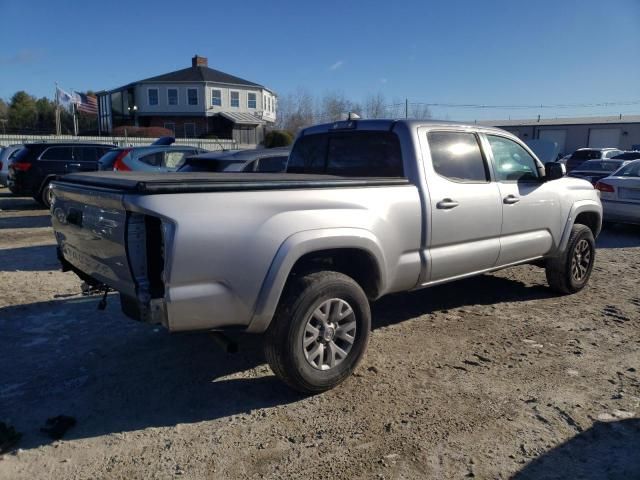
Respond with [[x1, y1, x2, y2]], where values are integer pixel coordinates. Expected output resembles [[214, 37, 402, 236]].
[[557, 200, 602, 254], [246, 228, 387, 333]]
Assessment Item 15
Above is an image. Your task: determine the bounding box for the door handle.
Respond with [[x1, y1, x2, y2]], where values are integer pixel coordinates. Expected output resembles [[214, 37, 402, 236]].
[[436, 198, 460, 209], [503, 195, 520, 204], [67, 163, 81, 168]]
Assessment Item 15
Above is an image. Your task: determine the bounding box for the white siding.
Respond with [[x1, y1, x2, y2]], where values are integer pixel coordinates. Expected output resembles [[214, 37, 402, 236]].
[[135, 84, 206, 114]]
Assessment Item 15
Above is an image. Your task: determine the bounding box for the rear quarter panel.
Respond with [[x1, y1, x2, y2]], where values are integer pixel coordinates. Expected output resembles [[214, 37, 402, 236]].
[[127, 185, 422, 332]]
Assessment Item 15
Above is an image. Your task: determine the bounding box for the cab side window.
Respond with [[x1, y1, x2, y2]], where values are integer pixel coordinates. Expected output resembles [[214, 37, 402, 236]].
[[487, 135, 540, 182], [427, 131, 489, 182]]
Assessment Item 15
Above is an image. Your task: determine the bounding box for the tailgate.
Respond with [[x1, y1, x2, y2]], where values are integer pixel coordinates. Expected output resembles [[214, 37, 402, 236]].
[[50, 182, 142, 298]]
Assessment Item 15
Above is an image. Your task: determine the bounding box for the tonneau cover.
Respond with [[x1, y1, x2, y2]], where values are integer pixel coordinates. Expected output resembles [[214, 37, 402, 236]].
[[55, 171, 410, 194]]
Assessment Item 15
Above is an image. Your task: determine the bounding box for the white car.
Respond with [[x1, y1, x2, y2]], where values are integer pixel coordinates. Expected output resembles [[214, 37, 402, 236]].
[[596, 159, 640, 225], [0, 144, 24, 187]]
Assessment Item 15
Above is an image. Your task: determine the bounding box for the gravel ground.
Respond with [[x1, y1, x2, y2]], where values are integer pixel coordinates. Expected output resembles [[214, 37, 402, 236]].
[[0, 186, 639, 480]]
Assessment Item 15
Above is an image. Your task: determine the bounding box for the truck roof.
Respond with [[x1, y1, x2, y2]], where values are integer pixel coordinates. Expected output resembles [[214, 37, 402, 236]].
[[300, 119, 511, 136]]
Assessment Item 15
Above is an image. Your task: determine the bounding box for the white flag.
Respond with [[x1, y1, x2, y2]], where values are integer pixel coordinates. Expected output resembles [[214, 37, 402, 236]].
[[56, 87, 74, 111]]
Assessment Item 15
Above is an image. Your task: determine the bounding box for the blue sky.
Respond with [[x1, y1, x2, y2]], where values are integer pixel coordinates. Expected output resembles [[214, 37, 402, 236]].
[[1, 0, 638, 120]]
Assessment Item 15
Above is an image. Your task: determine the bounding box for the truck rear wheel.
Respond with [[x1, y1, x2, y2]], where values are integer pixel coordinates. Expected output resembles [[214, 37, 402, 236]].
[[264, 271, 371, 394], [545, 224, 595, 294]]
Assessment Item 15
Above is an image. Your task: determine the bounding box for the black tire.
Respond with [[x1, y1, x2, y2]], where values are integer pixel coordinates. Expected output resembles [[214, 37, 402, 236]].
[[264, 271, 371, 394], [545, 224, 595, 294]]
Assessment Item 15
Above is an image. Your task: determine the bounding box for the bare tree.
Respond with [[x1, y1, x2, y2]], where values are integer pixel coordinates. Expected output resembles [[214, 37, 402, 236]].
[[276, 88, 315, 133], [319, 91, 354, 122], [409, 103, 432, 120], [364, 93, 387, 119]]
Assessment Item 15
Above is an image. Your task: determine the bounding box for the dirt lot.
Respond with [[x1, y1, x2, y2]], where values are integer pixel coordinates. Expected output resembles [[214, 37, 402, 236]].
[[0, 186, 639, 480]]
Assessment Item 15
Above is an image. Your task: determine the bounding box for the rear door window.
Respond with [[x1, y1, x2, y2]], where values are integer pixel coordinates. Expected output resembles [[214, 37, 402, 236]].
[[427, 131, 489, 182], [73, 146, 101, 162], [139, 151, 164, 167], [40, 146, 73, 161], [287, 131, 403, 176]]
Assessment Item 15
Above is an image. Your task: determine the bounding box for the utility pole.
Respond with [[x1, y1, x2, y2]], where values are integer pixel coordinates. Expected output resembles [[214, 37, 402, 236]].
[[405, 98, 408, 119]]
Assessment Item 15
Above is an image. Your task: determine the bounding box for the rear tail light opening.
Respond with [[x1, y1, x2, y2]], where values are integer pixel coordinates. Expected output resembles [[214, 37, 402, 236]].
[[595, 181, 614, 193]]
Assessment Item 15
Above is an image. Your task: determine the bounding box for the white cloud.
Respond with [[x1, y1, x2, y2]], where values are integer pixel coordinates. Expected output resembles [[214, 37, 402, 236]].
[[329, 60, 345, 71]]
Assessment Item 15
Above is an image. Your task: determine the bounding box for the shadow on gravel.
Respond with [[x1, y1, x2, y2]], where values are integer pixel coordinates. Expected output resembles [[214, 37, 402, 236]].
[[0, 295, 301, 451], [0, 190, 41, 211], [597, 223, 640, 249], [0, 245, 59, 271], [0, 214, 51, 230], [0, 271, 559, 450], [513, 419, 640, 480], [371, 273, 554, 330]]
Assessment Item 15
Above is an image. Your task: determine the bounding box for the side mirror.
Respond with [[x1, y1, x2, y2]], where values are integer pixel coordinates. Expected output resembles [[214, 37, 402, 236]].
[[545, 162, 565, 181]]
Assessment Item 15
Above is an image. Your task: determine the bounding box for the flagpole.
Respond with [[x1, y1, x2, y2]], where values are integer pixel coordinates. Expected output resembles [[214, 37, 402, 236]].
[[54, 82, 61, 135]]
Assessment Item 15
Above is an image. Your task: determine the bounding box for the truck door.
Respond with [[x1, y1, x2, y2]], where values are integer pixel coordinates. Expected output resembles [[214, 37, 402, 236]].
[[420, 129, 503, 283], [481, 134, 561, 265]]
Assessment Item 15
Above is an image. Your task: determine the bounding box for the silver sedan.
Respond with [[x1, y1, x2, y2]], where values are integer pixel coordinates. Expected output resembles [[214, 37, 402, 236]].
[[596, 160, 640, 225]]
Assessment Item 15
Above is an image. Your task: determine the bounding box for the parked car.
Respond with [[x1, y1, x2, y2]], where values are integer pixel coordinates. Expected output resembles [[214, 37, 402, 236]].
[[567, 159, 631, 185], [179, 147, 290, 173], [0, 144, 24, 187], [565, 148, 623, 173], [595, 159, 640, 225], [50, 119, 602, 393], [8, 143, 113, 207], [99, 146, 207, 172], [610, 151, 640, 161]]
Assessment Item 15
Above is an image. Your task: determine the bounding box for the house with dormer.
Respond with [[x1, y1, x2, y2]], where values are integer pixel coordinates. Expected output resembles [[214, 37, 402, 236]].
[[97, 55, 276, 144]]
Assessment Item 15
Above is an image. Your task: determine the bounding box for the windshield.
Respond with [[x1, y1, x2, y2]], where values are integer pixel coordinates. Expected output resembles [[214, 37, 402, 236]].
[[573, 160, 623, 172], [612, 161, 640, 177], [570, 150, 602, 160]]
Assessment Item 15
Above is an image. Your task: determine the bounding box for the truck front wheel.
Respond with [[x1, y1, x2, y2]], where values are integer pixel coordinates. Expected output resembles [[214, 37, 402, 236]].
[[545, 224, 595, 294], [264, 271, 371, 394]]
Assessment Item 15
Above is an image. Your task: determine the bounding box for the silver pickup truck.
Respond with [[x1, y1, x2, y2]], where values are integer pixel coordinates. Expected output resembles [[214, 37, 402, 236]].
[[50, 120, 602, 393]]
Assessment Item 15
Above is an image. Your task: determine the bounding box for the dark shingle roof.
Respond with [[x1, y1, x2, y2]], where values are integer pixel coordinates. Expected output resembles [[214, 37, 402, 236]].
[[138, 65, 263, 88]]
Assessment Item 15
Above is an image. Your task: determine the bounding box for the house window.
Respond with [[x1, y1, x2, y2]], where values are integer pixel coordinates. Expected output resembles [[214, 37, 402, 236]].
[[148, 88, 158, 106], [164, 122, 176, 135], [247, 92, 257, 109], [230, 91, 240, 108], [184, 123, 196, 138], [187, 88, 198, 106], [263, 94, 267, 111], [167, 89, 178, 106], [211, 89, 222, 107]]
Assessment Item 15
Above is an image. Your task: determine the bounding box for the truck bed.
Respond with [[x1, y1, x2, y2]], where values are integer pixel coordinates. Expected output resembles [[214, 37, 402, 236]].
[[57, 171, 409, 194]]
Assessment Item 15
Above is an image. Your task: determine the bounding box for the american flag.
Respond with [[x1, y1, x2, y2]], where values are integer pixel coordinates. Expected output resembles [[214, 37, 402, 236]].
[[73, 92, 98, 115]]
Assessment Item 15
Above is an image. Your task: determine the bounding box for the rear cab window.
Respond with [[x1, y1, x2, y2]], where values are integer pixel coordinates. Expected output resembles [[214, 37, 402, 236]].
[[287, 131, 403, 177]]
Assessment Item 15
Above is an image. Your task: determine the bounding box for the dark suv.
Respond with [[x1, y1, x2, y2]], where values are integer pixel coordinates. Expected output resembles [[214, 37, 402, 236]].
[[8, 143, 113, 207]]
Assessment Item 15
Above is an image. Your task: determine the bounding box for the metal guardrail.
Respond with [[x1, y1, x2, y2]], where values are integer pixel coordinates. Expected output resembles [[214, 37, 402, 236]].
[[0, 134, 242, 151]]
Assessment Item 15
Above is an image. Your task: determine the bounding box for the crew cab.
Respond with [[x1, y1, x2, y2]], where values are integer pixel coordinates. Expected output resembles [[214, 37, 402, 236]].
[[50, 120, 602, 392]]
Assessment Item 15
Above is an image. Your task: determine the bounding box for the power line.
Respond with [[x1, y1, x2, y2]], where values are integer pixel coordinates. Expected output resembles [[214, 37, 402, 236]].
[[384, 99, 640, 110]]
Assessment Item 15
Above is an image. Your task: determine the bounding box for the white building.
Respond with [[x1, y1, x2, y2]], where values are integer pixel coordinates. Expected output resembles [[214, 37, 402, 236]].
[[97, 55, 277, 144], [482, 115, 640, 156]]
